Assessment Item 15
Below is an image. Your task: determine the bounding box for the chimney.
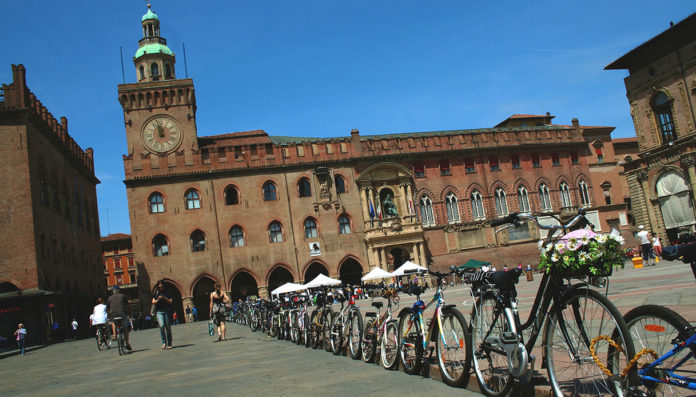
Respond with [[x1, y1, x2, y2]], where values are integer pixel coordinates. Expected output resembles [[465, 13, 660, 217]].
[[11, 64, 28, 108], [351, 129, 361, 155], [571, 118, 579, 127]]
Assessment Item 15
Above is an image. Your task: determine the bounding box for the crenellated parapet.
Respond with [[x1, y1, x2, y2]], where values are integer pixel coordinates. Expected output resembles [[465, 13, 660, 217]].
[[0, 64, 95, 174], [118, 79, 196, 113]]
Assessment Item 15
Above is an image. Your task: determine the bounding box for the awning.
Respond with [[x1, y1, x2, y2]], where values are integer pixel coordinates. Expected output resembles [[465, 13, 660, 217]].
[[361, 267, 393, 281], [458, 259, 490, 269]]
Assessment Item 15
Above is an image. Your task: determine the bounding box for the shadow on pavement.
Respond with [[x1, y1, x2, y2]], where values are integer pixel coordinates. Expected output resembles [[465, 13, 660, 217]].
[[170, 344, 194, 349]]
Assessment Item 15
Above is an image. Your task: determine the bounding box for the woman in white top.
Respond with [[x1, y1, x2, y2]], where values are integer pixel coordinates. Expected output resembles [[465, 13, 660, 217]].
[[652, 232, 662, 259]]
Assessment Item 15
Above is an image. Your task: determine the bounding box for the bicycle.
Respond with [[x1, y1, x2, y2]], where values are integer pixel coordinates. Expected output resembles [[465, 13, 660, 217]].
[[309, 287, 334, 351], [329, 287, 363, 359], [360, 285, 401, 370], [467, 210, 635, 396], [397, 267, 471, 387], [95, 324, 112, 351], [620, 243, 696, 396], [112, 316, 130, 356]]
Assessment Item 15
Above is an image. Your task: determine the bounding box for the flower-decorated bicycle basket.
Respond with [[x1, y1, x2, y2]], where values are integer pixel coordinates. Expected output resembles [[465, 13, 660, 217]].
[[538, 229, 624, 278]]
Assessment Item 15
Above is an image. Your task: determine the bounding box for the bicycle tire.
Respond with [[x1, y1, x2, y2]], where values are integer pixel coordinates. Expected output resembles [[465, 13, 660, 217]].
[[96, 330, 104, 351], [622, 304, 694, 397], [544, 288, 634, 396], [471, 292, 514, 397], [381, 320, 400, 370], [303, 312, 311, 348], [322, 308, 334, 352], [117, 332, 126, 356], [437, 307, 472, 388], [249, 309, 259, 332], [269, 314, 279, 338], [290, 311, 299, 343], [311, 310, 322, 349], [398, 311, 423, 375], [330, 312, 344, 355], [361, 316, 377, 363], [348, 309, 363, 360]]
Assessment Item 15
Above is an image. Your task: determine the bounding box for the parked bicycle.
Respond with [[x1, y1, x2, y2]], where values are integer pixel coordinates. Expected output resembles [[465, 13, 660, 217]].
[[309, 287, 334, 351], [467, 210, 634, 396], [397, 267, 471, 387], [329, 287, 363, 359], [361, 284, 401, 370]]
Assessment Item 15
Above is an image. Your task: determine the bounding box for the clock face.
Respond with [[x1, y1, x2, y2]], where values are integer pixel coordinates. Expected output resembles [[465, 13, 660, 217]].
[[142, 116, 182, 154]]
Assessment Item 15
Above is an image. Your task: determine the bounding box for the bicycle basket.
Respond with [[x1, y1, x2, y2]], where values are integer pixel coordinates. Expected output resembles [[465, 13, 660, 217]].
[[539, 230, 622, 279]]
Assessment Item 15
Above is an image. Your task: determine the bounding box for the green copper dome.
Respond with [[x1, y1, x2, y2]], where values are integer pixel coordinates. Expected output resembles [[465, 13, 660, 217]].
[[135, 43, 173, 58], [142, 8, 158, 22]]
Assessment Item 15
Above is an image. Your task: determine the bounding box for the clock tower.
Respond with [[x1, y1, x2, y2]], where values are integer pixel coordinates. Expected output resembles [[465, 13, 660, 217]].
[[118, 4, 198, 162]]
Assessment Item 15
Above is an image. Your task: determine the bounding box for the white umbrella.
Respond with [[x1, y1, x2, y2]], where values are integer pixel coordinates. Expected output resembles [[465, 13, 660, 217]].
[[391, 260, 427, 276], [270, 282, 305, 296], [361, 267, 394, 281], [304, 274, 341, 288]]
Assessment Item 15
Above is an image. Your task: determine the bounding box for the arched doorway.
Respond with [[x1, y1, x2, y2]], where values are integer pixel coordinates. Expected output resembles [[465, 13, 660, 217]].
[[304, 261, 328, 283], [0, 282, 19, 293], [229, 271, 259, 302], [267, 266, 294, 294], [153, 280, 184, 325], [339, 259, 363, 286], [388, 247, 410, 272], [192, 276, 216, 321]]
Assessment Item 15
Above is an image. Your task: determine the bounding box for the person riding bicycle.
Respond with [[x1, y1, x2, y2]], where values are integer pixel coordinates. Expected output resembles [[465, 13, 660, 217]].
[[106, 285, 132, 351], [91, 297, 109, 339]]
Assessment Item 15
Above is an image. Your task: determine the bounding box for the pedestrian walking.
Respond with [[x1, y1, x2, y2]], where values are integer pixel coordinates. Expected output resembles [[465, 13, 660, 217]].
[[210, 283, 230, 341], [652, 232, 662, 259], [192, 306, 198, 322], [71, 318, 79, 340], [152, 280, 173, 349], [185, 305, 193, 323], [636, 225, 654, 266], [172, 311, 178, 325], [14, 323, 26, 355]]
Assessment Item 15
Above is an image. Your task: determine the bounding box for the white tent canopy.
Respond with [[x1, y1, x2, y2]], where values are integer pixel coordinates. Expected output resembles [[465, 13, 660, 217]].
[[391, 260, 427, 276], [304, 274, 341, 288], [361, 267, 394, 281], [270, 282, 305, 296]]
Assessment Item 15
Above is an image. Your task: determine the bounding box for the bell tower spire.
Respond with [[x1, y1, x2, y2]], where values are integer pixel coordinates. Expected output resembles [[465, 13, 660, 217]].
[[133, 4, 176, 82]]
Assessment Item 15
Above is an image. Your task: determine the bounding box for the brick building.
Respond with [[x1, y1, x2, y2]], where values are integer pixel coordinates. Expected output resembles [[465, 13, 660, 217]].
[[0, 65, 103, 344], [607, 12, 696, 244], [101, 234, 137, 294], [119, 6, 635, 319]]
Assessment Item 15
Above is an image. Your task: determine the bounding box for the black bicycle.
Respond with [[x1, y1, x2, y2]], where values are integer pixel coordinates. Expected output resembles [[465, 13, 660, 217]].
[[112, 317, 130, 356], [467, 210, 635, 396], [95, 324, 112, 351]]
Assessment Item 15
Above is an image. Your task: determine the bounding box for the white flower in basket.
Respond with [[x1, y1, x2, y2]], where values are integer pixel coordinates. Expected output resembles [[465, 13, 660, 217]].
[[539, 229, 624, 277]]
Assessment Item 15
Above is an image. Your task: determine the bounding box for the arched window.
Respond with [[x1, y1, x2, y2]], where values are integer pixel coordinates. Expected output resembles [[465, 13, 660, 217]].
[[185, 189, 201, 210], [539, 184, 552, 212], [419, 195, 435, 226], [579, 180, 591, 206], [652, 91, 676, 143], [304, 218, 317, 239], [151, 62, 159, 77], [602, 182, 612, 205], [560, 182, 572, 208], [298, 178, 312, 197], [471, 190, 485, 220], [269, 221, 283, 243], [190, 230, 206, 252], [139, 66, 145, 80], [517, 186, 530, 212], [149, 193, 164, 213], [445, 193, 460, 223], [152, 234, 169, 257], [263, 181, 277, 201], [339, 214, 351, 234], [224, 185, 239, 205], [229, 225, 245, 247], [494, 188, 508, 217], [335, 175, 346, 194]]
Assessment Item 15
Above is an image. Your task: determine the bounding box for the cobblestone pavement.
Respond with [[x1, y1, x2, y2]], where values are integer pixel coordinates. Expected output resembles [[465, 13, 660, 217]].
[[1, 260, 693, 396]]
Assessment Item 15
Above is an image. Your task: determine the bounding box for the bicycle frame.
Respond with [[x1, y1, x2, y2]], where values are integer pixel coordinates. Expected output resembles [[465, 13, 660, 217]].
[[636, 332, 696, 390]]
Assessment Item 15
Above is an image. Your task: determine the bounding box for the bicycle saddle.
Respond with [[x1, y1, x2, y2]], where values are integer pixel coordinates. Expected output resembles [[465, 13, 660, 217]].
[[371, 301, 383, 309], [488, 268, 522, 288]]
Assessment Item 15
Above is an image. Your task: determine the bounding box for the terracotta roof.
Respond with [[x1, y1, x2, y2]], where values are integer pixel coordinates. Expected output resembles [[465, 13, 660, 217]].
[[101, 233, 131, 242], [507, 114, 552, 119]]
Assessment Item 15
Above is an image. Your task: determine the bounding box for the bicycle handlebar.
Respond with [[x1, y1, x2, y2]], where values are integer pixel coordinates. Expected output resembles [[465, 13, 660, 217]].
[[492, 209, 594, 235]]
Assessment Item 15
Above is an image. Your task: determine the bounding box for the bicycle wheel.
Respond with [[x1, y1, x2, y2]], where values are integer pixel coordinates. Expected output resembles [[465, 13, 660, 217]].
[[471, 292, 513, 397], [249, 309, 259, 332], [269, 315, 279, 338], [330, 312, 344, 355], [398, 311, 423, 375], [437, 307, 472, 387], [96, 330, 104, 351], [311, 310, 322, 349], [361, 316, 377, 363], [623, 304, 694, 397], [289, 311, 298, 343], [322, 308, 334, 352], [544, 288, 634, 396], [303, 312, 311, 348], [347, 309, 363, 360], [381, 320, 400, 370], [117, 332, 126, 356]]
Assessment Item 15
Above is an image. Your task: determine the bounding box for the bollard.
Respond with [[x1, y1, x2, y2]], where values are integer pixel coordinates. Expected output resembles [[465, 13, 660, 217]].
[[632, 256, 643, 268]]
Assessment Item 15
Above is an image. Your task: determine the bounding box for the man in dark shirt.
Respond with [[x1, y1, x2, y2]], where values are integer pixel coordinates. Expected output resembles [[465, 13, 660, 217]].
[[106, 286, 132, 351]]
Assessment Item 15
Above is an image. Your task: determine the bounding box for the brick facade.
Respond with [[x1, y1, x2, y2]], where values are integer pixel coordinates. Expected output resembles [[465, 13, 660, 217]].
[[0, 65, 103, 343]]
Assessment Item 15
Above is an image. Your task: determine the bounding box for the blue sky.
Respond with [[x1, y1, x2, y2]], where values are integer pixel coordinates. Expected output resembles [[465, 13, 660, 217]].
[[1, 1, 694, 235]]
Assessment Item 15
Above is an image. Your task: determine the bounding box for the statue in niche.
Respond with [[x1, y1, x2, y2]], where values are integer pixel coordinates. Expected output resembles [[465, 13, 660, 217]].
[[319, 180, 331, 200], [383, 194, 399, 217]]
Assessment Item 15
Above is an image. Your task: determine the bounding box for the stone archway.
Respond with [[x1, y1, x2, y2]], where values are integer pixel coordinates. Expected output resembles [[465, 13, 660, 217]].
[[229, 271, 259, 302], [304, 261, 328, 283], [191, 276, 216, 321], [267, 266, 294, 294], [153, 280, 184, 325], [339, 259, 363, 286]]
